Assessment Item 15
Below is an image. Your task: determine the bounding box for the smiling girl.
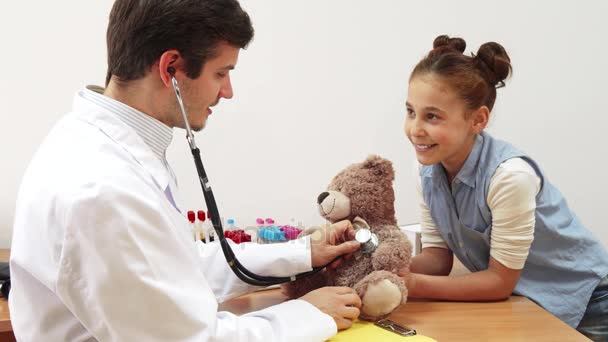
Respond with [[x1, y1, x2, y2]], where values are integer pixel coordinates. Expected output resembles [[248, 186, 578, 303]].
[[403, 35, 608, 340]]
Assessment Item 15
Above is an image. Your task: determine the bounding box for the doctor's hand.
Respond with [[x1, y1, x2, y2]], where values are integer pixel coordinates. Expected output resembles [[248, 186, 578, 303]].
[[300, 286, 361, 330], [309, 220, 360, 269]]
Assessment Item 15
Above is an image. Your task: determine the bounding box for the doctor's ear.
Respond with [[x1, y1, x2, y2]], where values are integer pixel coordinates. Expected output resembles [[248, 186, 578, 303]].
[[158, 50, 182, 87]]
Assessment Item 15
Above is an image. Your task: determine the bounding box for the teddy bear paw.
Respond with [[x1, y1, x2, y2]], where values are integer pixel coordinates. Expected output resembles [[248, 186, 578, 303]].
[[361, 279, 402, 318]]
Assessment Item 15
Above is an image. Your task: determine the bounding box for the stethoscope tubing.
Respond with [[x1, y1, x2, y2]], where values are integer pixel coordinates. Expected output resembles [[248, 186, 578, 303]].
[[170, 74, 332, 286]]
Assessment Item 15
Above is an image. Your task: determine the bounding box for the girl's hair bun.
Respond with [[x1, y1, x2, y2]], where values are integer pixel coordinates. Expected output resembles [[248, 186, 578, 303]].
[[475, 42, 512, 88], [410, 34, 513, 111], [432, 35, 466, 54]]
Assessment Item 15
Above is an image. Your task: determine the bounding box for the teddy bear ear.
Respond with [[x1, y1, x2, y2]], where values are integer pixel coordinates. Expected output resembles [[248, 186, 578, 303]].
[[363, 155, 395, 180]]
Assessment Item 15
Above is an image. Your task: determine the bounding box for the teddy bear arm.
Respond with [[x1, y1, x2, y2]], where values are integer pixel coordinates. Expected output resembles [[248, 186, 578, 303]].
[[280, 270, 329, 299], [371, 236, 412, 272]]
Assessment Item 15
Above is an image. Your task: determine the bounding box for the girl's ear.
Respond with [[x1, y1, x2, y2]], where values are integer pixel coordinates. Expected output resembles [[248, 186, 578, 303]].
[[470, 106, 490, 134]]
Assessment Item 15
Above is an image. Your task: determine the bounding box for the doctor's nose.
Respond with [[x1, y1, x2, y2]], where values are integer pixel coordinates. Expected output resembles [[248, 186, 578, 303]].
[[317, 191, 329, 204], [220, 75, 234, 99]]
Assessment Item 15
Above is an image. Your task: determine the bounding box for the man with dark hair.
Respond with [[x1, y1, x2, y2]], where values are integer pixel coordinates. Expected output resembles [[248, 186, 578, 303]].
[[9, 0, 362, 340]]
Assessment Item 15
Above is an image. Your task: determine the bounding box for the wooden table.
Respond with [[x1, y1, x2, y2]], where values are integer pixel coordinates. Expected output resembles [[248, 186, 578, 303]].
[[0, 249, 15, 342], [219, 288, 590, 341], [0, 248, 589, 341]]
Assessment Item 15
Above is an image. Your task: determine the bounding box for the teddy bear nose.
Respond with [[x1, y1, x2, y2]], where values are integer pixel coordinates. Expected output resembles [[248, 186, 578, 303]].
[[317, 191, 330, 204]]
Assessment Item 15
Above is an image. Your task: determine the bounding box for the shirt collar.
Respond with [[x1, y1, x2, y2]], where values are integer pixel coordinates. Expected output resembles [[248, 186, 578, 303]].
[[426, 133, 484, 188], [453, 133, 484, 188], [81, 86, 173, 161], [72, 86, 173, 192]]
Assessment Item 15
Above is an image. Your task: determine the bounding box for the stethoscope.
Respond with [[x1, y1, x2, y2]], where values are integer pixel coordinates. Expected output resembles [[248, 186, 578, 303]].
[[168, 67, 378, 286]]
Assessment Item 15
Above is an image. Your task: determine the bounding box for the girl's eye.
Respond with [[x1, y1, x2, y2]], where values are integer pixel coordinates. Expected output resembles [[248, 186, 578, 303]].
[[217, 72, 227, 78], [426, 113, 439, 120], [406, 108, 414, 116]]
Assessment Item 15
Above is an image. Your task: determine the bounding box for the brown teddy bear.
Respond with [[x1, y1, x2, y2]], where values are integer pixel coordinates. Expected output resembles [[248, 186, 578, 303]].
[[282, 155, 412, 321]]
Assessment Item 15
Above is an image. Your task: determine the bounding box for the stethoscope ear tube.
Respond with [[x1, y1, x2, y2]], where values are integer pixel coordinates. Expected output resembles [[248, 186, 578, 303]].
[[172, 75, 332, 286]]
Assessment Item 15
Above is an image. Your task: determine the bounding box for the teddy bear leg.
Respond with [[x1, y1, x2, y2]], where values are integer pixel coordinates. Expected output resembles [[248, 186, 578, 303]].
[[353, 270, 407, 321]]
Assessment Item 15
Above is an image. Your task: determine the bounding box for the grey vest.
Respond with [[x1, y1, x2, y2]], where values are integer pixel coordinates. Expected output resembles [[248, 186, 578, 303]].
[[421, 132, 608, 327]]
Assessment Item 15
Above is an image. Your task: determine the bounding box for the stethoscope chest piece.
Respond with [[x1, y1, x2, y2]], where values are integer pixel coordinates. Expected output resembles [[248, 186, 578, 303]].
[[355, 228, 379, 254]]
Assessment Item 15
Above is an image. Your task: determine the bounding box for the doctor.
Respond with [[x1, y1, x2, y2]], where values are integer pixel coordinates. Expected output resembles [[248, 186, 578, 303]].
[[9, 0, 362, 341]]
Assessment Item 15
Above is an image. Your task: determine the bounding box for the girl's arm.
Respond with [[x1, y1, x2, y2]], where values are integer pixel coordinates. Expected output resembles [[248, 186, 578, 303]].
[[410, 247, 453, 276], [407, 257, 522, 301]]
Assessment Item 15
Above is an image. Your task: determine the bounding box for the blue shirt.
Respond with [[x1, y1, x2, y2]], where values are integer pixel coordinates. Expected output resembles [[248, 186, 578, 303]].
[[420, 131, 608, 327]]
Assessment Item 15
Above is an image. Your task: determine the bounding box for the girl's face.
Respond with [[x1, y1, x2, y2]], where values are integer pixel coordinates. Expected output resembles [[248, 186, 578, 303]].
[[404, 74, 486, 178]]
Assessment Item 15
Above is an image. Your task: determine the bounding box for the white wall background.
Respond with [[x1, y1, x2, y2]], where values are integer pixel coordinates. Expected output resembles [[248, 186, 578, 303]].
[[1, 1, 607, 248]]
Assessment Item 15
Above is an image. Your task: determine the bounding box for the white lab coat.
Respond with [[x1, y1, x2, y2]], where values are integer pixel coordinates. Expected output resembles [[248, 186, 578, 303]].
[[9, 92, 337, 341]]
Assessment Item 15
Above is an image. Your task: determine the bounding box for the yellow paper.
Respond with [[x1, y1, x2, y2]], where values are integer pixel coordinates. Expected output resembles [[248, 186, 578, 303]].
[[327, 320, 436, 342]]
